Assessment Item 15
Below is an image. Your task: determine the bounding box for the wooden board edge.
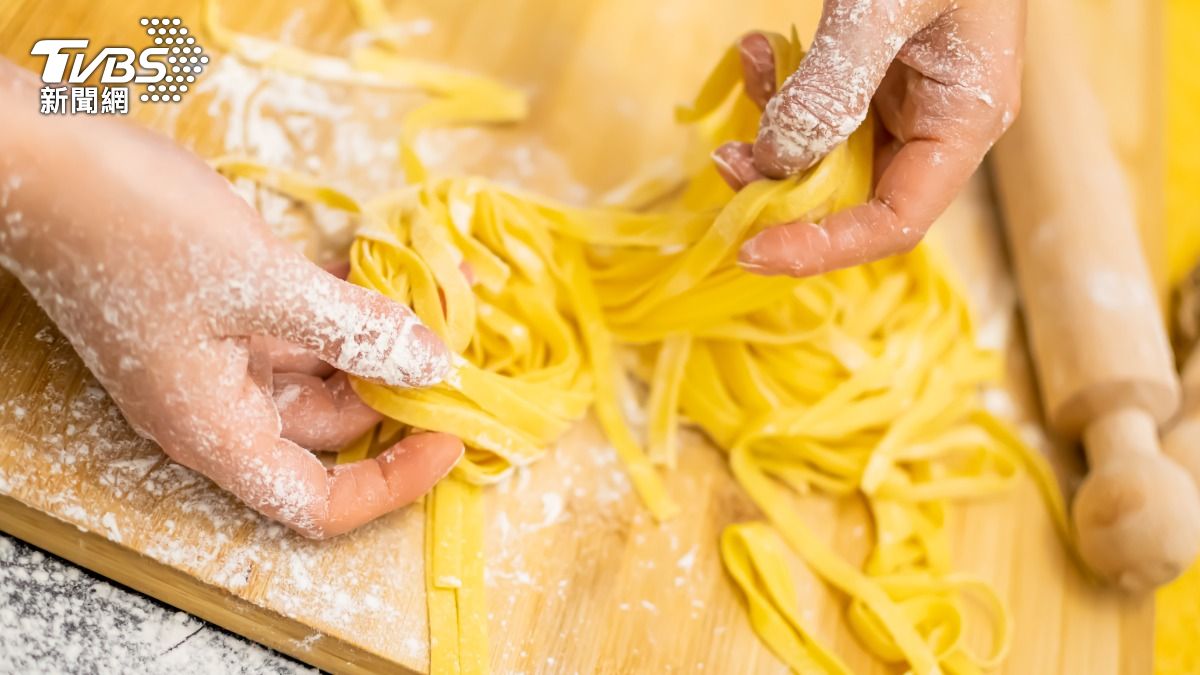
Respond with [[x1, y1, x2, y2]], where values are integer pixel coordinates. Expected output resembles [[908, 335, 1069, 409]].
[[0, 493, 421, 675]]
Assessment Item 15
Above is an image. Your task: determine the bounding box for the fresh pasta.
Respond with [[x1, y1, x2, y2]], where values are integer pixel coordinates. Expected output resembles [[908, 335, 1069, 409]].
[[204, 7, 1071, 674]]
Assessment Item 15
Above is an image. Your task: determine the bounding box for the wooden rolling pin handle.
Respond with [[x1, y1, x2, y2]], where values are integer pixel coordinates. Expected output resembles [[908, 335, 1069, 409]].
[[1073, 407, 1200, 591], [993, 0, 1199, 590], [1165, 417, 1200, 489], [1165, 351, 1200, 488]]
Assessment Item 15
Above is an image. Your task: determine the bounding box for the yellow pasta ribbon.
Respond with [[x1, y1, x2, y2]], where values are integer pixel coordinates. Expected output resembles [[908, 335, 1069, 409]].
[[721, 523, 853, 675], [209, 13, 1073, 675], [426, 476, 488, 675]]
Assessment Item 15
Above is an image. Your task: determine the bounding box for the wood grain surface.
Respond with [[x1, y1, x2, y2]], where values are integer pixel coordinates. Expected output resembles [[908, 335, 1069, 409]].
[[0, 0, 1159, 673]]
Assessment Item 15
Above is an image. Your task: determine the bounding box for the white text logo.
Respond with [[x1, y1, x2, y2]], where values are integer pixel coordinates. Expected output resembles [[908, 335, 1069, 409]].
[[32, 17, 208, 115]]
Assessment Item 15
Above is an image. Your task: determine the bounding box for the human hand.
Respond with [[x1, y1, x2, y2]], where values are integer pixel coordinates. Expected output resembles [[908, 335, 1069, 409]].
[[0, 58, 462, 539], [713, 0, 1024, 277]]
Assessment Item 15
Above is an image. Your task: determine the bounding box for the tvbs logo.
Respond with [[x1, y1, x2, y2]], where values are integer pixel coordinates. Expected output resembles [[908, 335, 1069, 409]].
[[32, 17, 208, 115]]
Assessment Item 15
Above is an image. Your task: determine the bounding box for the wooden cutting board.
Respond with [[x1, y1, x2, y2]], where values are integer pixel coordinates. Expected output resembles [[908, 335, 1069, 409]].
[[0, 1, 1159, 673]]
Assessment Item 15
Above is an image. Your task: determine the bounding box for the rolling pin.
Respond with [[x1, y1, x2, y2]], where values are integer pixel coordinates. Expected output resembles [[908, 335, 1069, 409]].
[[1165, 352, 1200, 485], [1165, 269, 1200, 486], [991, 0, 1200, 590]]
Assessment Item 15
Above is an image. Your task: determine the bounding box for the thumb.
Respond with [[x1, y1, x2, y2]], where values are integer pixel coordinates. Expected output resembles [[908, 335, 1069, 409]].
[[240, 256, 451, 388], [753, 0, 945, 177], [146, 336, 461, 539]]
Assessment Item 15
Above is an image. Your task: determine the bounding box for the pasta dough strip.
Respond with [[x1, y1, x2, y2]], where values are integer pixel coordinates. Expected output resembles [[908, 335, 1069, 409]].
[[720, 522, 852, 675], [426, 477, 489, 674], [646, 333, 692, 468], [426, 481, 462, 675]]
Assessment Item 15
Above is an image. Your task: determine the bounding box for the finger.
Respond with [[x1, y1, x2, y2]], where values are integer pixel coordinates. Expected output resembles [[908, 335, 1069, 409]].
[[739, 135, 980, 277], [273, 371, 382, 452], [712, 142, 765, 190], [244, 257, 450, 388], [323, 259, 351, 280], [869, 60, 911, 143], [893, 4, 1023, 144], [223, 430, 462, 539], [710, 33, 779, 190], [252, 334, 335, 377], [152, 342, 462, 538], [742, 0, 1021, 278], [245, 335, 275, 393], [752, 0, 945, 178], [321, 432, 463, 537], [872, 125, 903, 186], [738, 32, 777, 110]]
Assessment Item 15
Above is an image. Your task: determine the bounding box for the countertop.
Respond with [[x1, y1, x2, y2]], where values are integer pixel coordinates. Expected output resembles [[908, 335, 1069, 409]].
[[0, 532, 311, 674]]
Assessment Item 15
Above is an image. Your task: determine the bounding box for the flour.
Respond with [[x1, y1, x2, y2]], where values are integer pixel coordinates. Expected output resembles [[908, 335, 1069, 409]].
[[0, 535, 313, 674], [537, 493, 564, 527], [100, 512, 122, 543], [0, 335, 425, 660], [191, 57, 403, 258], [1085, 268, 1154, 312], [676, 545, 697, 571]]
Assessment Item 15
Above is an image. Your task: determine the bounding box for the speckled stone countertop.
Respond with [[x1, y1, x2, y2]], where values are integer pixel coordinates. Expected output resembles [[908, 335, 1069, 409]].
[[0, 532, 314, 674]]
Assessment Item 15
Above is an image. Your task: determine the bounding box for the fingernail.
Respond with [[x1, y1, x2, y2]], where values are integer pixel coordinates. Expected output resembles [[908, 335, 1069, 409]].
[[737, 32, 776, 109], [441, 443, 465, 480], [752, 127, 815, 179], [713, 142, 764, 190], [738, 234, 768, 267], [710, 148, 742, 189], [737, 232, 793, 276]]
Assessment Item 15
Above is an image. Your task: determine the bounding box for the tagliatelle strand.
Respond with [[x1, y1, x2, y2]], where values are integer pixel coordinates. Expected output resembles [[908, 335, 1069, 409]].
[[210, 156, 362, 213], [425, 476, 488, 674], [646, 333, 691, 467], [210, 15, 1074, 675], [720, 522, 853, 675]]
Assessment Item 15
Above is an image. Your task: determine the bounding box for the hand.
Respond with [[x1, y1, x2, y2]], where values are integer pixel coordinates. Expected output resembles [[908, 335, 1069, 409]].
[[0, 58, 462, 539], [714, 0, 1023, 277]]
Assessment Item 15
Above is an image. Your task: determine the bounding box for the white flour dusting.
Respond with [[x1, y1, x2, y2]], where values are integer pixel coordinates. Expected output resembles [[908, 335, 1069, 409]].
[[0, 535, 313, 674], [0, 358, 429, 662], [1084, 268, 1154, 312]]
